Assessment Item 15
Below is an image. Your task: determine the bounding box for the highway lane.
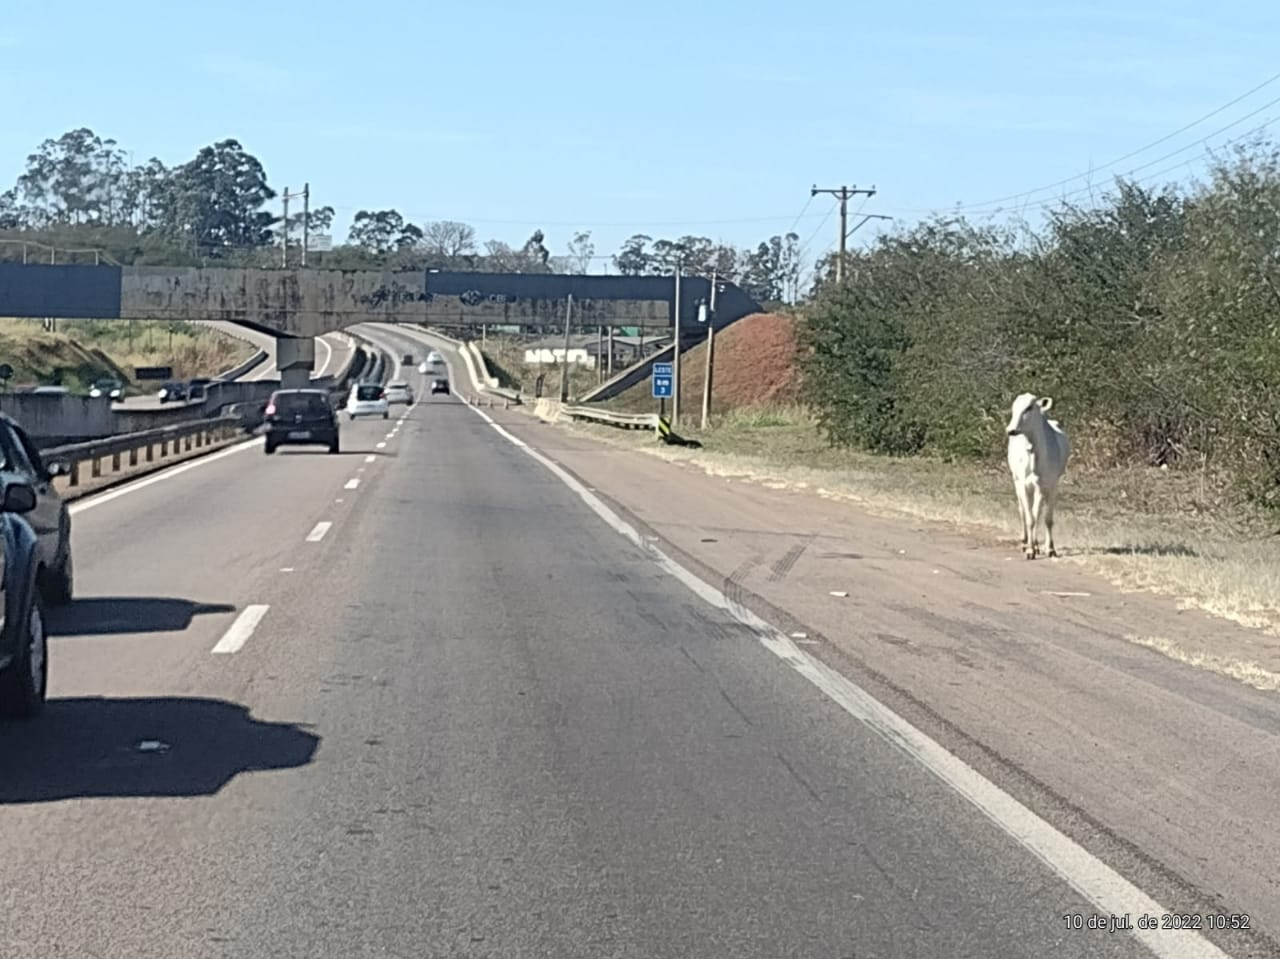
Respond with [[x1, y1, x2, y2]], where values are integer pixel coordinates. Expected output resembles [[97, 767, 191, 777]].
[[0, 358, 1183, 957]]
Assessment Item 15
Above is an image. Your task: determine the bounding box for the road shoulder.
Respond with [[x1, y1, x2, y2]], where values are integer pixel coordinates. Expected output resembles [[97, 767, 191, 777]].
[[478, 402, 1280, 954]]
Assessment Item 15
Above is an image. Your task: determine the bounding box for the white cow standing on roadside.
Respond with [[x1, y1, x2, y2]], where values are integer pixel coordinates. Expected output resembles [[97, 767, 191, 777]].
[[1005, 393, 1070, 560]]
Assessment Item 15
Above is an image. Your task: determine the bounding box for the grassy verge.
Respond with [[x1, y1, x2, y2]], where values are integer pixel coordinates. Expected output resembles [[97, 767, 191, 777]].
[[0, 318, 256, 391], [555, 403, 1280, 636]]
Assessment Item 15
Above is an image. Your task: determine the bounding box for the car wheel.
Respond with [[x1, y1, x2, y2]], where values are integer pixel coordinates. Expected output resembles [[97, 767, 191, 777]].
[[329, 435, 340, 454], [383, 411, 389, 419], [264, 440, 277, 455], [44, 545, 73, 607], [348, 413, 356, 421], [0, 586, 48, 719]]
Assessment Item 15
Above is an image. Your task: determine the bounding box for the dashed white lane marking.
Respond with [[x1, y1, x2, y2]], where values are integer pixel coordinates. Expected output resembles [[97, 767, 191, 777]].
[[365, 455, 376, 463], [280, 567, 294, 573], [376, 442, 387, 449], [344, 478, 360, 490], [212, 604, 270, 655], [357, 467, 366, 473], [385, 432, 396, 439], [306, 521, 332, 542], [460, 403, 1234, 959], [335, 498, 344, 503]]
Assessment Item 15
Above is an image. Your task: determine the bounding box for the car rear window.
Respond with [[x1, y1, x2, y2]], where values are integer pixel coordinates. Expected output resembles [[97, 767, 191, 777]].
[[274, 392, 330, 414], [356, 385, 383, 401], [387, 381, 407, 390]]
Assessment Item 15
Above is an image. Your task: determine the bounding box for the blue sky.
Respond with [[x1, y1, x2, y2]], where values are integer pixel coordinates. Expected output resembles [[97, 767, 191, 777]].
[[3, 0, 1279, 279]]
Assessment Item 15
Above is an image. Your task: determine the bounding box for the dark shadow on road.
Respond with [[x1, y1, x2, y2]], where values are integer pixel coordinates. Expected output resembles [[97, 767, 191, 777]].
[[47, 597, 236, 637], [0, 696, 319, 803]]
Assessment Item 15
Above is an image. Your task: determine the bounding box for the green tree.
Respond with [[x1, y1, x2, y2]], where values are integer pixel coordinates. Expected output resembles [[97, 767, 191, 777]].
[[153, 139, 277, 252], [347, 209, 423, 254]]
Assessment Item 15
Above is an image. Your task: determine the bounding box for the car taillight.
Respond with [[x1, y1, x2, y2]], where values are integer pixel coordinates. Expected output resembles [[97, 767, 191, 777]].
[[265, 404, 276, 417]]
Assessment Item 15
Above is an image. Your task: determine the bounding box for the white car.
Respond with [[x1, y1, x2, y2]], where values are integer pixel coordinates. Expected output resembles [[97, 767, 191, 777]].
[[384, 380, 415, 406], [427, 350, 443, 366], [346, 382, 390, 420]]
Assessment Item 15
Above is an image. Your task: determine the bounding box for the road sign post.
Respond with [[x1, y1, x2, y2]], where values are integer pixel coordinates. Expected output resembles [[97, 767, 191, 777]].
[[652, 361, 673, 419]]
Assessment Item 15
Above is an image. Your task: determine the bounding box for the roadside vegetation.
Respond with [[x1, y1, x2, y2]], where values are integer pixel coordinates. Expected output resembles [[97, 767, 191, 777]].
[[0, 318, 255, 391]]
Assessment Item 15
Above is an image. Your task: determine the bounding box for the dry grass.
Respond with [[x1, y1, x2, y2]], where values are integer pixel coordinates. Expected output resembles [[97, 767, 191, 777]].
[[556, 403, 1280, 636], [0, 318, 255, 391]]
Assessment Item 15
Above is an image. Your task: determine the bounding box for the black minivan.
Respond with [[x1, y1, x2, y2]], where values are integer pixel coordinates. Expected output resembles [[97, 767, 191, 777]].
[[263, 388, 340, 455]]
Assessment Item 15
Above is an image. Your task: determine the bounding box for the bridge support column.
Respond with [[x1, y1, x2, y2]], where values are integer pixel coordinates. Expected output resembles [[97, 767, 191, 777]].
[[276, 336, 316, 390]]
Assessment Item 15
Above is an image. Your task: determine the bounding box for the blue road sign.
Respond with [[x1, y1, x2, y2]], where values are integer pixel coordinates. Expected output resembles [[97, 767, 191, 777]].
[[652, 362, 673, 376], [652, 374, 673, 399]]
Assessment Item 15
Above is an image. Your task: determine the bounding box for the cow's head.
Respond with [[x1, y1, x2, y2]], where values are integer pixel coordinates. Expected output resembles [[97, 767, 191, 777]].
[[1006, 393, 1052, 436]]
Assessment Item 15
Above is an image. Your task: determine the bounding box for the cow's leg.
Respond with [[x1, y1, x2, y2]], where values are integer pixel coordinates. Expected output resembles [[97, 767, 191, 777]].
[[1013, 482, 1031, 549], [1027, 486, 1045, 559], [1045, 489, 1058, 558]]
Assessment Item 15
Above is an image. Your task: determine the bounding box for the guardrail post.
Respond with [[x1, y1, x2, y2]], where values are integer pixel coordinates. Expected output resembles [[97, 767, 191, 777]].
[[184, 434, 193, 452], [111, 450, 121, 472], [161, 438, 168, 457], [146, 443, 154, 463], [91, 456, 102, 479], [69, 462, 80, 487], [129, 447, 138, 467]]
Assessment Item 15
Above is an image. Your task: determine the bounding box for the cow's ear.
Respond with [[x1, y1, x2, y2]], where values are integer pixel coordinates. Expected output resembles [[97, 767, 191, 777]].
[[1037, 396, 1053, 412]]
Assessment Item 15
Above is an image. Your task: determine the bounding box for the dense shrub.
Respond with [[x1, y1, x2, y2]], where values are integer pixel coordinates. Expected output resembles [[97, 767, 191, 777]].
[[798, 137, 1280, 508]]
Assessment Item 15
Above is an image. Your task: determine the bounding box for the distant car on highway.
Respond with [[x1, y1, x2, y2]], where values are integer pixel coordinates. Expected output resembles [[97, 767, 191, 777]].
[[0, 480, 49, 719], [263, 388, 340, 455], [88, 378, 123, 400], [187, 378, 212, 402], [384, 380, 414, 406], [157, 382, 187, 403], [0, 413, 73, 608], [430, 377, 450, 395], [427, 350, 443, 366], [346, 382, 389, 420]]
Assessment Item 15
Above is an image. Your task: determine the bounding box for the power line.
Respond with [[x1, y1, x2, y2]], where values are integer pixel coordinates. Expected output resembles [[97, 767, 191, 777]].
[[935, 68, 1280, 214], [956, 103, 1280, 219]]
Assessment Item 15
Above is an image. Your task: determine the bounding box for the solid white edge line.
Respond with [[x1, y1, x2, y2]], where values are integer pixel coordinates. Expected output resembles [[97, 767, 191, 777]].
[[68, 436, 263, 515], [211, 604, 270, 654], [305, 521, 332, 542], [459, 401, 1233, 959], [344, 478, 360, 489]]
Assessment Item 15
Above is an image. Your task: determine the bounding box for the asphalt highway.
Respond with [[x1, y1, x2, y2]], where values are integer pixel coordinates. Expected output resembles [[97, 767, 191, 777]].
[[0, 326, 1231, 958]]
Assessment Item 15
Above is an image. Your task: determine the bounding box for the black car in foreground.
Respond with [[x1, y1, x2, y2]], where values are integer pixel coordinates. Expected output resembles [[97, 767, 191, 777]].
[[0, 413, 73, 607], [0, 481, 50, 719], [263, 388, 340, 455]]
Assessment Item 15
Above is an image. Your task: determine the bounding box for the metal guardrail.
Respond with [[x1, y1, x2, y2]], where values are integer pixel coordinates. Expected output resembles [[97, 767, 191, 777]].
[[562, 405, 659, 432], [217, 349, 269, 381], [41, 415, 245, 490]]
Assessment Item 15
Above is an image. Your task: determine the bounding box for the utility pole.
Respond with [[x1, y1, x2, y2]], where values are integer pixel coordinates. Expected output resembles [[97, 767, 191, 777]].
[[559, 294, 574, 403], [280, 185, 308, 268], [810, 184, 877, 283], [700, 269, 718, 430], [672, 260, 682, 427], [301, 183, 310, 267]]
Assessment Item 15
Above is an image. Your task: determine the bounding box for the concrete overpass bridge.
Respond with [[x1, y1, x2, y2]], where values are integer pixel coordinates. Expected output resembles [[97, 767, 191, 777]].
[[0, 263, 761, 386]]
